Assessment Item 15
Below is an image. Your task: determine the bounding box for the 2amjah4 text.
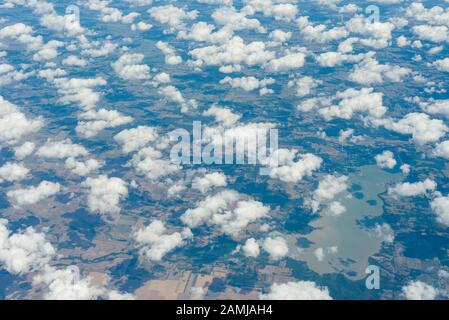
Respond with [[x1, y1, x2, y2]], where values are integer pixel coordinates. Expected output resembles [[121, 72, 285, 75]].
[[176, 304, 273, 318]]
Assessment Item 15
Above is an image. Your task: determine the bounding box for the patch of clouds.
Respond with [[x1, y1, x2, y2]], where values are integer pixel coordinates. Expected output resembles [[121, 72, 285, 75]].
[[375, 151, 397, 169], [260, 281, 332, 300], [7, 181, 61, 206]]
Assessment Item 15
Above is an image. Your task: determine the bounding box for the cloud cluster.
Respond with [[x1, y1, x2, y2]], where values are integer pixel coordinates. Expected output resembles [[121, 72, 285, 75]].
[[375, 151, 397, 169], [134, 220, 191, 261], [7, 181, 61, 206], [388, 179, 437, 198], [267, 149, 322, 183], [260, 281, 332, 300], [181, 190, 270, 237], [402, 281, 438, 300], [0, 96, 42, 146], [0, 219, 55, 275], [84, 175, 128, 220]]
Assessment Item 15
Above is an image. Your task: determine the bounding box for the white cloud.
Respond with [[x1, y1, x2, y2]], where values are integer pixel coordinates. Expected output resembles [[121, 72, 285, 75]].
[[268, 29, 292, 43], [114, 126, 159, 154], [62, 55, 88, 67], [159, 85, 197, 113], [265, 51, 306, 72], [289, 76, 322, 97], [262, 236, 288, 260], [0, 63, 33, 85], [192, 172, 227, 193], [112, 53, 150, 80], [36, 139, 88, 159], [156, 41, 182, 65], [434, 140, 449, 160], [53, 77, 106, 110], [203, 105, 241, 127], [267, 149, 322, 183], [349, 57, 411, 85], [433, 58, 449, 72], [431, 195, 449, 227], [212, 6, 265, 33], [0, 219, 55, 275], [134, 220, 189, 261], [189, 36, 275, 69], [242, 238, 260, 257], [76, 109, 133, 138], [379, 113, 448, 145], [308, 175, 348, 213], [0, 162, 29, 182], [84, 175, 128, 219], [130, 146, 180, 180], [346, 15, 395, 48], [33, 266, 105, 300], [7, 181, 61, 206], [220, 76, 274, 95], [181, 190, 270, 237], [0, 96, 42, 146], [148, 5, 198, 32], [375, 151, 397, 169], [244, 0, 298, 21], [260, 281, 332, 300], [402, 281, 438, 300], [388, 179, 437, 198], [14, 141, 35, 160], [65, 158, 103, 176]]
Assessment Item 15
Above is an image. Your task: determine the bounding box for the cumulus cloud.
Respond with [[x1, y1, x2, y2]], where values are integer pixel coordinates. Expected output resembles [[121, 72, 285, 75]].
[[112, 53, 151, 80], [159, 85, 197, 113], [0, 96, 42, 146], [288, 76, 322, 97], [0, 162, 29, 182], [189, 36, 275, 69], [242, 238, 260, 257], [402, 281, 438, 300], [53, 77, 106, 110], [308, 175, 348, 214], [33, 266, 105, 300], [36, 139, 88, 159], [181, 190, 270, 237], [76, 109, 133, 138], [379, 113, 448, 145], [130, 146, 180, 180], [134, 220, 190, 261], [262, 236, 288, 260], [65, 158, 103, 176], [260, 281, 332, 300], [62, 55, 88, 67], [192, 172, 227, 193], [84, 175, 128, 220], [203, 105, 241, 127], [320, 88, 387, 121], [156, 41, 182, 65], [148, 5, 198, 32], [114, 126, 159, 154], [430, 195, 449, 227], [220, 76, 274, 95], [388, 179, 437, 198], [0, 63, 33, 85], [266, 149, 322, 183], [434, 140, 449, 160], [433, 58, 449, 72], [375, 151, 397, 169], [7, 181, 61, 206], [349, 57, 411, 85], [0, 219, 55, 275], [14, 142, 35, 160]]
